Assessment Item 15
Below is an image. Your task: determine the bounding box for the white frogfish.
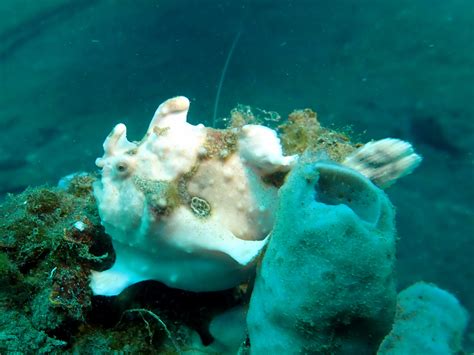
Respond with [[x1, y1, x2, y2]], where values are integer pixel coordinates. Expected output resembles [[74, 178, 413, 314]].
[[90, 96, 421, 296], [90, 96, 296, 295]]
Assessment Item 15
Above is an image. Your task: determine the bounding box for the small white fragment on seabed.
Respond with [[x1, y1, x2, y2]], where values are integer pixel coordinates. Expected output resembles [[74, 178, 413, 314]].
[[73, 221, 87, 232]]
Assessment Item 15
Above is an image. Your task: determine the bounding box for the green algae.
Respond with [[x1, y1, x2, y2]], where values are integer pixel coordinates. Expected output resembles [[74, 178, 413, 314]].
[[0, 175, 114, 353], [278, 108, 358, 162], [278, 108, 321, 154], [0, 174, 246, 353], [227, 104, 358, 163]]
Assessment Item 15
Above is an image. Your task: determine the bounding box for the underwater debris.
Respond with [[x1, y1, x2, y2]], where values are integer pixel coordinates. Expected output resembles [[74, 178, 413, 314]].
[[117, 308, 180, 351], [227, 104, 282, 128]]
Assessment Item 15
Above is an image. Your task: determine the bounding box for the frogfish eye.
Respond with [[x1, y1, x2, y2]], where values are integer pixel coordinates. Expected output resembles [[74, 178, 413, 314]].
[[117, 162, 127, 172], [114, 160, 132, 177]]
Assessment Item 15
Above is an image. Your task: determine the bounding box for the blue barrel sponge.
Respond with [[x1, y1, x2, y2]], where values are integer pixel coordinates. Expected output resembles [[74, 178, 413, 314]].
[[247, 157, 397, 354]]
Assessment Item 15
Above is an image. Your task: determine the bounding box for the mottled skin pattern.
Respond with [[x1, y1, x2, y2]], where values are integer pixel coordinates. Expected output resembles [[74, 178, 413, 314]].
[[90, 96, 421, 296], [90, 97, 295, 295]]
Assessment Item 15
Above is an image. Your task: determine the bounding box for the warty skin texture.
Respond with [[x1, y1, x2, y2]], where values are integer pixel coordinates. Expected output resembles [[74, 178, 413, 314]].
[[90, 96, 295, 295], [90, 96, 421, 296]]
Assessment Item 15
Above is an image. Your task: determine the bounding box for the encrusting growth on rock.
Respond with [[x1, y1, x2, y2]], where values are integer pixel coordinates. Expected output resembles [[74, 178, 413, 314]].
[[279, 108, 357, 161]]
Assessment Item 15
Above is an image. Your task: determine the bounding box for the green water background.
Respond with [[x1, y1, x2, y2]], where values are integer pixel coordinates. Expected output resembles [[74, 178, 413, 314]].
[[0, 0, 473, 346]]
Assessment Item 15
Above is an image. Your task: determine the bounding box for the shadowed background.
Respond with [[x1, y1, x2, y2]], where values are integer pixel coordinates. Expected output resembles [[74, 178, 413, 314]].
[[0, 0, 473, 347]]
